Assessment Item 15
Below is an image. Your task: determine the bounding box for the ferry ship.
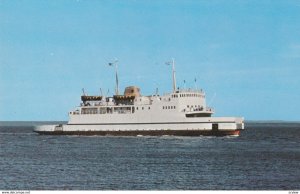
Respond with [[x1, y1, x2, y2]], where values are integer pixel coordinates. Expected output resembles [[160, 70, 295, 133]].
[[34, 59, 244, 136]]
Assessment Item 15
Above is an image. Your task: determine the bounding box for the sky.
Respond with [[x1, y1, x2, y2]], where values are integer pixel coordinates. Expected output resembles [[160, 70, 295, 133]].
[[0, 0, 300, 121]]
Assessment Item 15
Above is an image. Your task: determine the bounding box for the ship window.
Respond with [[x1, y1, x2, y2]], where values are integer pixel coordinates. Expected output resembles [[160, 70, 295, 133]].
[[142, 107, 144, 110], [168, 106, 170, 109], [137, 107, 138, 110], [148, 107, 150, 110], [187, 105, 189, 108], [174, 106, 176, 109]]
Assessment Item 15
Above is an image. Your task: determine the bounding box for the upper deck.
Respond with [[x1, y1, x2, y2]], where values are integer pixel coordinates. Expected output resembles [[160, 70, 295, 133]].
[[69, 86, 214, 118], [68, 59, 217, 124]]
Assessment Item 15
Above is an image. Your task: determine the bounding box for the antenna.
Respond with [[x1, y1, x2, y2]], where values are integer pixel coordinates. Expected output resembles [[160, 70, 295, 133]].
[[108, 58, 119, 95], [208, 92, 217, 107], [100, 88, 103, 96], [194, 78, 197, 90], [165, 58, 177, 93], [82, 88, 86, 96]]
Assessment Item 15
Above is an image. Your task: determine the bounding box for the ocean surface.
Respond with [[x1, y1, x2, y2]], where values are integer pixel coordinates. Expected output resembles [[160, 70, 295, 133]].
[[0, 121, 299, 190]]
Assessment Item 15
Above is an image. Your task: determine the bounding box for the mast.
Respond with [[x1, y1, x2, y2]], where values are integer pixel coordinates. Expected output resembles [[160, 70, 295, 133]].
[[108, 59, 119, 95], [172, 58, 177, 92], [166, 58, 177, 92]]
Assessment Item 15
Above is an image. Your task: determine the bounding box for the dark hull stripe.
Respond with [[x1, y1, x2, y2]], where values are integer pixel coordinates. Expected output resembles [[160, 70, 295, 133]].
[[35, 130, 240, 137]]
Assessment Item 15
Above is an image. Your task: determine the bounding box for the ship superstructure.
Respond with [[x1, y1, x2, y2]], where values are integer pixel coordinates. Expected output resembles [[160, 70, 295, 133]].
[[34, 59, 244, 136]]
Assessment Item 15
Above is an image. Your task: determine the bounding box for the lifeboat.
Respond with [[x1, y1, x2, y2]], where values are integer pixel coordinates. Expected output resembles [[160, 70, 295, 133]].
[[81, 96, 102, 101]]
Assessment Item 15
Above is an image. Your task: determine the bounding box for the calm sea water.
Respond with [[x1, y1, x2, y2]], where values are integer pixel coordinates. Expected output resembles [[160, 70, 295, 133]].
[[0, 121, 299, 190]]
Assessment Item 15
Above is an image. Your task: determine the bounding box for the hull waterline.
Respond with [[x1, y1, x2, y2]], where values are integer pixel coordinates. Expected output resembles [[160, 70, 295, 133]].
[[34, 129, 240, 137]]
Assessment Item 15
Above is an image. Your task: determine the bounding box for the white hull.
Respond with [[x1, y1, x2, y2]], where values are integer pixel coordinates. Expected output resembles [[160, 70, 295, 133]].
[[34, 117, 244, 136]]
